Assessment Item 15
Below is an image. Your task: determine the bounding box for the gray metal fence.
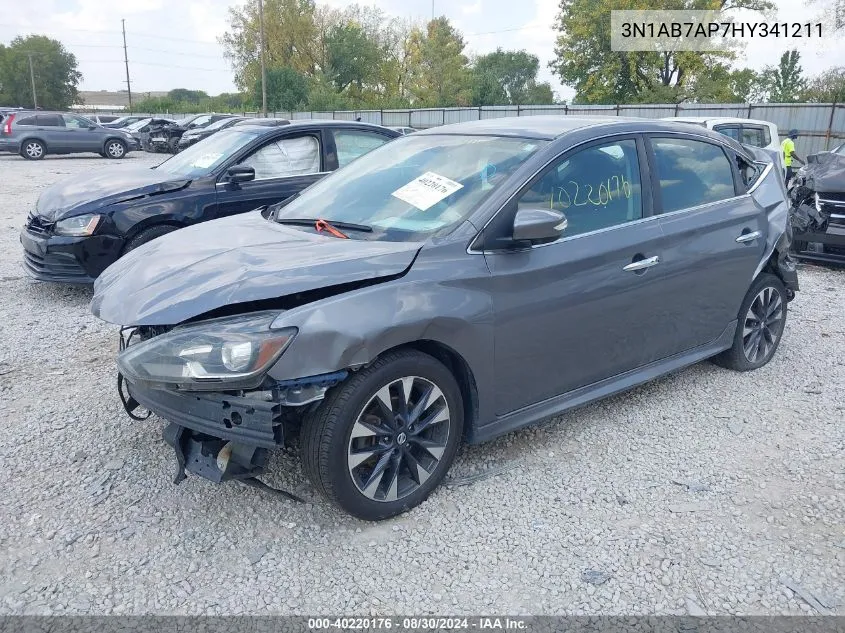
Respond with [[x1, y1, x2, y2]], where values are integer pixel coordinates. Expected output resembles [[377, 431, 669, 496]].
[[251, 103, 844, 155], [95, 103, 844, 154]]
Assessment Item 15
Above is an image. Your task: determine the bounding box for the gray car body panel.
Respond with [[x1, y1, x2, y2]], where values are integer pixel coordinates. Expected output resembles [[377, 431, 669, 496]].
[[92, 117, 793, 441]]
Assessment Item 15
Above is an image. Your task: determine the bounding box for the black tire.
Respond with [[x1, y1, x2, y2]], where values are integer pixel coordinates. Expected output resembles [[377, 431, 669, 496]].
[[104, 139, 126, 159], [20, 139, 45, 160], [123, 225, 178, 254], [713, 273, 787, 371], [167, 137, 180, 154], [301, 349, 464, 521]]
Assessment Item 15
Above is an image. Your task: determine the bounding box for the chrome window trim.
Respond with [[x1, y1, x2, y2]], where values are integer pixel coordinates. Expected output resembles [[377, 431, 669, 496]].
[[215, 171, 331, 187], [746, 160, 773, 195], [468, 129, 750, 255]]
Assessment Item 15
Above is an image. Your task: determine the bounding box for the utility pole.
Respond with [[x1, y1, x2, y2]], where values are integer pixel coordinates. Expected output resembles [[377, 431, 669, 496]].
[[26, 53, 37, 109], [122, 19, 133, 114], [257, 0, 268, 117]]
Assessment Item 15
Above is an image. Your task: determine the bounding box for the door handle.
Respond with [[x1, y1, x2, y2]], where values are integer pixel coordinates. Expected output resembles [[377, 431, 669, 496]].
[[735, 230, 762, 243], [623, 255, 660, 272]]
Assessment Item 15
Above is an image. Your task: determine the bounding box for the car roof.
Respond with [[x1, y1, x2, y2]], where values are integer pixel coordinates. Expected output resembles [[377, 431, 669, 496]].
[[412, 116, 752, 147], [235, 119, 398, 134]]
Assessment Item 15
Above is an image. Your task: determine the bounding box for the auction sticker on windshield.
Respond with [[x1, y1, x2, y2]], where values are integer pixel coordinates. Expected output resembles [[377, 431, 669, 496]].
[[391, 172, 464, 211]]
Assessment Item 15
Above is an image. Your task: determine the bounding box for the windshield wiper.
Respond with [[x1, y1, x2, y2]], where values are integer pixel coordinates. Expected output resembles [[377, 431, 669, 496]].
[[275, 217, 373, 237]]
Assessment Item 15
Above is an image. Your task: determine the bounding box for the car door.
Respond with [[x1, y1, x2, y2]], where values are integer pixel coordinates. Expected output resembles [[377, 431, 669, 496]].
[[61, 114, 99, 151], [646, 134, 767, 352], [483, 136, 672, 415], [35, 114, 68, 151], [213, 129, 327, 219]]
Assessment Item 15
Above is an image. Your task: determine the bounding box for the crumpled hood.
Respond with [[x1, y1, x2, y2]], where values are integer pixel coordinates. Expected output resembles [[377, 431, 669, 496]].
[[800, 151, 845, 193], [91, 211, 423, 325], [35, 167, 190, 222]]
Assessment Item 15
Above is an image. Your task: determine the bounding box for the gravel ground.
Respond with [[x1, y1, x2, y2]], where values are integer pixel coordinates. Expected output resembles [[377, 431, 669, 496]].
[[0, 151, 843, 617]]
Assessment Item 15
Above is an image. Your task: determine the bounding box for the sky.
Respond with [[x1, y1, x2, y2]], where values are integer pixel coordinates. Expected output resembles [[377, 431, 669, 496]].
[[0, 0, 841, 103]]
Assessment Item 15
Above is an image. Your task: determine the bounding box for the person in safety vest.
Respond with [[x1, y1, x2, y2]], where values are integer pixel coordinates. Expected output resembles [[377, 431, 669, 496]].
[[782, 129, 804, 185]]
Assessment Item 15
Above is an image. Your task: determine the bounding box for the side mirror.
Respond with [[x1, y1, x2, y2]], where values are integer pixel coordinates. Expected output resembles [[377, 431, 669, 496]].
[[512, 207, 567, 243], [225, 165, 255, 183], [88, 125, 98, 130]]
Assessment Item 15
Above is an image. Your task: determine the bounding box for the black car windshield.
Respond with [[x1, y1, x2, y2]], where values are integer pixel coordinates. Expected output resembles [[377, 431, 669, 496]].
[[275, 134, 546, 241], [155, 128, 262, 178], [125, 118, 152, 132]]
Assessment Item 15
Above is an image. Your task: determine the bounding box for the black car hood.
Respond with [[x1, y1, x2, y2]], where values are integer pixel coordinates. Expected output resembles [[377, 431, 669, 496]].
[[35, 168, 190, 221], [91, 211, 423, 326], [800, 151, 845, 193]]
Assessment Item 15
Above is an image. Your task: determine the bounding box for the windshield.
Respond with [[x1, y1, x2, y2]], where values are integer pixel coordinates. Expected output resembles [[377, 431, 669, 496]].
[[126, 118, 152, 132], [155, 128, 262, 178], [275, 134, 545, 241], [203, 117, 238, 132]]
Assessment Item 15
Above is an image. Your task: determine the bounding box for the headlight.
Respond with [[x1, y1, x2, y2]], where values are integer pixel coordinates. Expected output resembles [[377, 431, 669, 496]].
[[118, 311, 296, 391], [814, 192, 822, 212], [54, 214, 102, 236]]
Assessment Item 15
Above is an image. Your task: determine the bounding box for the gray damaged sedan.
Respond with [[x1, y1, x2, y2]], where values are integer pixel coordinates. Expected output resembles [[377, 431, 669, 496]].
[[91, 117, 798, 520]]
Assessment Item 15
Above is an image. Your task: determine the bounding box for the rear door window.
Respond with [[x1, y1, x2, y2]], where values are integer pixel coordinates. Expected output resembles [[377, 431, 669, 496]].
[[36, 115, 65, 127], [333, 130, 392, 167], [650, 137, 737, 213], [740, 126, 765, 147], [713, 125, 740, 141]]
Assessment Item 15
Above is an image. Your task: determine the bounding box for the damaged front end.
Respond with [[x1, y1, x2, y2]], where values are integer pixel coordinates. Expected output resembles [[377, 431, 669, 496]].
[[115, 317, 346, 495], [788, 150, 845, 264]]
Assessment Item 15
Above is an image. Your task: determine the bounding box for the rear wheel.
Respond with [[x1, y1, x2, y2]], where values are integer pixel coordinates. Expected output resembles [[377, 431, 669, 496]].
[[713, 273, 787, 371], [21, 140, 45, 160], [301, 350, 463, 520], [123, 225, 178, 254], [104, 139, 126, 159]]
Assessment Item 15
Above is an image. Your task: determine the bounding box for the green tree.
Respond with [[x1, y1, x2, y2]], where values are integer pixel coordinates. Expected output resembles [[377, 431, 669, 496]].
[[802, 66, 844, 103], [408, 17, 471, 106], [549, 0, 773, 104], [325, 22, 381, 92], [0, 35, 81, 109], [220, 0, 320, 91], [686, 65, 766, 102], [761, 49, 805, 102], [167, 88, 209, 104], [251, 66, 309, 111], [471, 49, 555, 105]]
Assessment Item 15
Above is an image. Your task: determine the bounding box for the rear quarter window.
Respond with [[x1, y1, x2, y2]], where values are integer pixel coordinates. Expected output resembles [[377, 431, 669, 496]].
[[15, 116, 37, 126]]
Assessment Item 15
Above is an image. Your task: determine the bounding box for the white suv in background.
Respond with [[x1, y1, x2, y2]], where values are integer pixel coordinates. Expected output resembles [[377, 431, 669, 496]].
[[664, 117, 784, 175]]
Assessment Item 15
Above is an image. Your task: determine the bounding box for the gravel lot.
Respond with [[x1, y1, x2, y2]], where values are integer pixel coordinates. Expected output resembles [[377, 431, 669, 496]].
[[0, 151, 843, 617]]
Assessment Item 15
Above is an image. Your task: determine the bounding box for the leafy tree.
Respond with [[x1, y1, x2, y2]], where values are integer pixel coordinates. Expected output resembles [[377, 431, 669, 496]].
[[221, 0, 320, 91], [685, 64, 766, 103], [471, 49, 555, 105], [761, 49, 805, 103], [802, 66, 844, 103], [167, 89, 209, 104], [549, 0, 773, 104], [408, 17, 471, 107], [0, 35, 81, 109], [325, 22, 381, 92], [251, 66, 309, 111]]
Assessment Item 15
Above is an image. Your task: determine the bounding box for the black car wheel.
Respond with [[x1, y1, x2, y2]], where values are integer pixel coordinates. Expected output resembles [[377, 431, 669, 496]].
[[713, 273, 787, 371], [301, 350, 463, 520], [21, 140, 45, 160], [105, 139, 127, 159], [123, 225, 178, 254]]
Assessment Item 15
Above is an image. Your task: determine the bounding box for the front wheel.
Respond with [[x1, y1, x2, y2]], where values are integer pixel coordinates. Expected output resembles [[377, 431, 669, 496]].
[[713, 273, 787, 371], [301, 350, 464, 520], [104, 139, 126, 159]]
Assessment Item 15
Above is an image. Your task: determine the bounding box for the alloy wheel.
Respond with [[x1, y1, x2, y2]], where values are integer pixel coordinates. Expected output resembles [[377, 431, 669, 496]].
[[25, 142, 43, 159], [107, 142, 125, 158], [742, 286, 783, 364], [347, 376, 451, 503]]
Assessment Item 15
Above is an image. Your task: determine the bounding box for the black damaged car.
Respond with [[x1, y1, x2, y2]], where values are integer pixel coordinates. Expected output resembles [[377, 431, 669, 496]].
[[789, 142, 845, 264], [20, 120, 400, 283]]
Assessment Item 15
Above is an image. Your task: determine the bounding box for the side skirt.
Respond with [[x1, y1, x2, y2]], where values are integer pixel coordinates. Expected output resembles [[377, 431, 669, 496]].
[[470, 322, 737, 444]]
